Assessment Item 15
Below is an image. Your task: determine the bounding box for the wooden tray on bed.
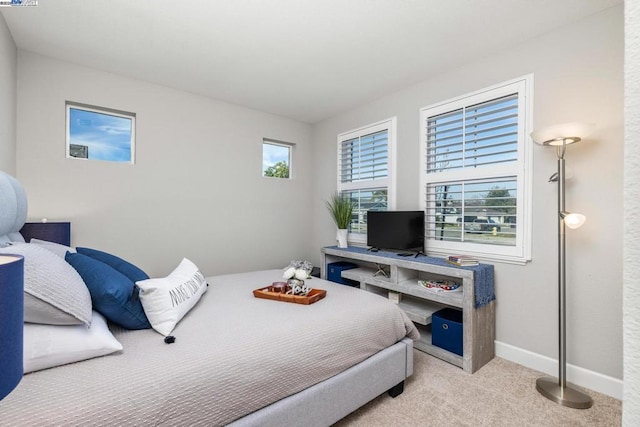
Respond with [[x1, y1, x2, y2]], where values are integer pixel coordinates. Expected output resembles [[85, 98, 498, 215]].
[[253, 287, 327, 305]]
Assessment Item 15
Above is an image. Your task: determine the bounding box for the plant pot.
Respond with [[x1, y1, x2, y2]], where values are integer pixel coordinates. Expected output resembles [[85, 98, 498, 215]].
[[336, 229, 348, 248]]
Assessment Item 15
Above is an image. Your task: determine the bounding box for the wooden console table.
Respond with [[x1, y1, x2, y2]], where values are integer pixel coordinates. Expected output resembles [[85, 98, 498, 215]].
[[321, 246, 495, 373]]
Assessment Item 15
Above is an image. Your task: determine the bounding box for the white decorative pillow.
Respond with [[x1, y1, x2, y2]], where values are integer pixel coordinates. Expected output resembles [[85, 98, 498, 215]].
[[30, 238, 76, 258], [23, 311, 123, 373], [136, 258, 208, 336], [0, 243, 92, 326]]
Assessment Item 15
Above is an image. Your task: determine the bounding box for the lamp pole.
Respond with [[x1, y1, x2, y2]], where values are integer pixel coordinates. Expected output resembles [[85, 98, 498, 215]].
[[558, 143, 567, 391], [535, 139, 592, 409]]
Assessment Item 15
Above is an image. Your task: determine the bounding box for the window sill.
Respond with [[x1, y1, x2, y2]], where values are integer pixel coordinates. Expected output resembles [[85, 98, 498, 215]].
[[425, 248, 530, 266]]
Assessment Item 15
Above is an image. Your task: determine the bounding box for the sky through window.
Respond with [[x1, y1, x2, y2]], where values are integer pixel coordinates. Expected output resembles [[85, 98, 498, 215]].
[[67, 104, 134, 163]]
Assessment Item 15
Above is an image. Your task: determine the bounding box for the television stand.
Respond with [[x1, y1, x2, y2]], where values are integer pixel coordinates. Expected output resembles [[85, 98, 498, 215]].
[[320, 246, 495, 374], [396, 250, 426, 258], [373, 263, 389, 278]]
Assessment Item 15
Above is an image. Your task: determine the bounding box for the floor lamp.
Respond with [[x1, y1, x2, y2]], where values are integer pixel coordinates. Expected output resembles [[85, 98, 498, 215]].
[[530, 122, 594, 409]]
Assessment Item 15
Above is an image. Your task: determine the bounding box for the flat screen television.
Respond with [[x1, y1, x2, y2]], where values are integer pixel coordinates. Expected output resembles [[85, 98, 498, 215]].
[[367, 210, 424, 251]]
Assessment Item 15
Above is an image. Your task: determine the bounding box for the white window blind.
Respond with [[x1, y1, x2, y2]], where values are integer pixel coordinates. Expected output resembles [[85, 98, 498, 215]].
[[341, 188, 388, 235], [426, 94, 519, 173], [338, 118, 396, 243], [425, 178, 517, 245], [420, 76, 532, 264], [340, 130, 388, 183]]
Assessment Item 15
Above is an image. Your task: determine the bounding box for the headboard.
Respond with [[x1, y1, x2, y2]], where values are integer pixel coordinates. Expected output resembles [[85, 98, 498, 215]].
[[0, 170, 27, 247]]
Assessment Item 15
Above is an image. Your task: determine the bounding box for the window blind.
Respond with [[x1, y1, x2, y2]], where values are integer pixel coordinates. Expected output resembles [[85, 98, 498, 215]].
[[426, 93, 518, 173], [419, 76, 531, 262], [337, 118, 396, 242], [341, 188, 388, 235], [340, 130, 388, 183], [425, 178, 517, 246]]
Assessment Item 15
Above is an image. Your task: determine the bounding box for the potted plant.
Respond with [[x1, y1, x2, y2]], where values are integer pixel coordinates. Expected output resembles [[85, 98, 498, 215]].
[[326, 192, 354, 248]]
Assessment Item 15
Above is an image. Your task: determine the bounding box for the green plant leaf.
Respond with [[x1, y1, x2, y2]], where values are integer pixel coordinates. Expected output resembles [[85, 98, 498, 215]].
[[326, 192, 354, 229]]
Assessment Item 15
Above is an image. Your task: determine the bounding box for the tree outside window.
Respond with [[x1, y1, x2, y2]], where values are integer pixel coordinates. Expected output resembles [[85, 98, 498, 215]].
[[263, 139, 293, 179]]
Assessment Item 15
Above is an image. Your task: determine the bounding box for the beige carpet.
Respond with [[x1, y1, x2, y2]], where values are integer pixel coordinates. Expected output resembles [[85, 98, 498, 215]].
[[334, 350, 621, 427]]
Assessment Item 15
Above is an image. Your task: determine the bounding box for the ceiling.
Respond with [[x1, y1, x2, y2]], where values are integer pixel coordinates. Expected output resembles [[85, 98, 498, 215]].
[[1, 0, 622, 123]]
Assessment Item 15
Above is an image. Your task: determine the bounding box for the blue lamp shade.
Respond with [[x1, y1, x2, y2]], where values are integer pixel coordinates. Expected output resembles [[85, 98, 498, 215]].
[[20, 221, 71, 246], [0, 254, 24, 400]]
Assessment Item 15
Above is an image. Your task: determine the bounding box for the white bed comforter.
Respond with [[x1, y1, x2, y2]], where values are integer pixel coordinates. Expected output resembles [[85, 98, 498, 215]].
[[0, 270, 418, 426]]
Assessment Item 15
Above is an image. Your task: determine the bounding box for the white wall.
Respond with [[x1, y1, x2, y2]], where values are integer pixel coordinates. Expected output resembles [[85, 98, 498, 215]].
[[15, 52, 314, 277], [311, 5, 624, 387], [0, 14, 16, 175], [10, 2, 628, 402], [624, 0, 640, 423]]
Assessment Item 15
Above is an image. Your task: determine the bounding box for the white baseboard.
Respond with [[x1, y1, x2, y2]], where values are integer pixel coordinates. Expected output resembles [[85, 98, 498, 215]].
[[495, 341, 622, 400]]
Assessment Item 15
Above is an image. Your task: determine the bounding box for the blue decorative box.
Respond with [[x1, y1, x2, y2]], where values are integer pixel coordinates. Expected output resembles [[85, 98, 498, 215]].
[[327, 261, 358, 286], [432, 308, 463, 356]]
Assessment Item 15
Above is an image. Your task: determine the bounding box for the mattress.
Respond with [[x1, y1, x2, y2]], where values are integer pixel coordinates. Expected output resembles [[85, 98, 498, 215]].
[[1, 269, 418, 426]]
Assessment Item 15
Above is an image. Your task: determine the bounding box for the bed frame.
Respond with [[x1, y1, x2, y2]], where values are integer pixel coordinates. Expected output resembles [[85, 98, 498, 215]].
[[231, 337, 414, 426], [0, 170, 415, 426]]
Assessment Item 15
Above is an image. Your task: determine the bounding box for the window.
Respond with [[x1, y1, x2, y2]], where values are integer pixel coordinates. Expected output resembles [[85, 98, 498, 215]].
[[263, 139, 293, 179], [66, 102, 135, 163], [338, 118, 396, 243], [419, 76, 532, 263]]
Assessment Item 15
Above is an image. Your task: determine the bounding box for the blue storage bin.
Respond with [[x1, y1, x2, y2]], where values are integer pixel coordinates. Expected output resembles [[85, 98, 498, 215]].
[[327, 261, 358, 286], [432, 308, 463, 356]]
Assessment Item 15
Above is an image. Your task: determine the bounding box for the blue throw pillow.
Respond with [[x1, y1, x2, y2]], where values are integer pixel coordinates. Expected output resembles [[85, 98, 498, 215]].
[[76, 247, 149, 283], [65, 252, 151, 330]]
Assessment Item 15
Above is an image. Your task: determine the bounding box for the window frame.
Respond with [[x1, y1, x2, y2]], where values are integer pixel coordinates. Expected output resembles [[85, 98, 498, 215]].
[[65, 101, 136, 164], [262, 138, 295, 179], [337, 117, 397, 245], [419, 75, 533, 264]]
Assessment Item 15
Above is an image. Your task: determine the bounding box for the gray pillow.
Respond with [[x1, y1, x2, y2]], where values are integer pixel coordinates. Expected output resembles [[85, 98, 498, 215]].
[[30, 238, 77, 258], [0, 243, 92, 326]]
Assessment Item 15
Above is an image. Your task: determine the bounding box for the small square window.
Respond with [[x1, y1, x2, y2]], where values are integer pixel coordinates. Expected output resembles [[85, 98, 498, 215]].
[[263, 139, 293, 179], [66, 102, 136, 164]]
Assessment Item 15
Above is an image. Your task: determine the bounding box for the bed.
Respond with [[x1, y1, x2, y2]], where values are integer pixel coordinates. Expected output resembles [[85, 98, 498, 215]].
[[0, 170, 419, 426]]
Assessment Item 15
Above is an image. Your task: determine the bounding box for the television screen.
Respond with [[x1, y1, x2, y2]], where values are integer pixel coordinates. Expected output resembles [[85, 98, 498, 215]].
[[367, 210, 424, 251]]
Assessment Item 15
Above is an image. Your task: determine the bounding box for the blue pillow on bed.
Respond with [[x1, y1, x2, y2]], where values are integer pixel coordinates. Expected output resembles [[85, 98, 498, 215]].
[[76, 247, 149, 283], [65, 252, 151, 330]]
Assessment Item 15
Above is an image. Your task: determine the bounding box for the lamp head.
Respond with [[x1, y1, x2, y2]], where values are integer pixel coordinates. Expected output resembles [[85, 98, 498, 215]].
[[560, 211, 586, 229], [531, 122, 595, 146]]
